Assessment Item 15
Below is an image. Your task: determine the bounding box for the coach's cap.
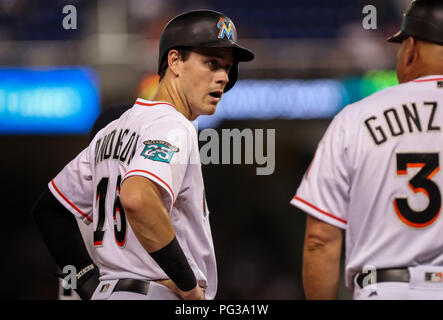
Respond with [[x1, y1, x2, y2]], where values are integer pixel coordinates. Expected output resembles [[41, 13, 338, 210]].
[[387, 0, 443, 45]]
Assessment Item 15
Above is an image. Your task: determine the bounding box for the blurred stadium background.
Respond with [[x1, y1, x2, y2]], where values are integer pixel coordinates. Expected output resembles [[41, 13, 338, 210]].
[[0, 0, 411, 299]]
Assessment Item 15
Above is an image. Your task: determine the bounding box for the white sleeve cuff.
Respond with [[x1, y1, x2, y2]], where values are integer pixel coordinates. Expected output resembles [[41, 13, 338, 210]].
[[290, 196, 347, 230], [48, 179, 93, 225]]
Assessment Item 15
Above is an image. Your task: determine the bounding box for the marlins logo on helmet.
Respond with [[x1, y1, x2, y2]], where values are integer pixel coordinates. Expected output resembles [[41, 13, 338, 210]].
[[217, 18, 233, 40]]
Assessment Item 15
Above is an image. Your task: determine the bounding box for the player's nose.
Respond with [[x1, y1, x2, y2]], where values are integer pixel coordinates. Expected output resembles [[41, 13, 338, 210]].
[[215, 69, 229, 87]]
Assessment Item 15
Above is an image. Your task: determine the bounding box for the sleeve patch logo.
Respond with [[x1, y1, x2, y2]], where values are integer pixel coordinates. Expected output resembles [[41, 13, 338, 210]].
[[141, 140, 179, 163]]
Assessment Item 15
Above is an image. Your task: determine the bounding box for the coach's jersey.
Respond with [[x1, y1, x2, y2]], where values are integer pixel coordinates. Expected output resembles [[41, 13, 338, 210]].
[[49, 98, 217, 299], [291, 75, 443, 288]]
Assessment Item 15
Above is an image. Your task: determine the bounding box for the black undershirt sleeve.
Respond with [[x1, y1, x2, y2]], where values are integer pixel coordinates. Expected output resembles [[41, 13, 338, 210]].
[[32, 186, 99, 299]]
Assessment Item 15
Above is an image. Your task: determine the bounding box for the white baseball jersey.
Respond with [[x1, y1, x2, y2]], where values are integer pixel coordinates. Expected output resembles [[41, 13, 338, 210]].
[[49, 98, 217, 299], [291, 75, 443, 288]]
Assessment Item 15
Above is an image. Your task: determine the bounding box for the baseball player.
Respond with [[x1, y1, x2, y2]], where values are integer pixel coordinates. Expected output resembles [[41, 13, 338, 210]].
[[291, 0, 443, 300], [34, 9, 254, 300]]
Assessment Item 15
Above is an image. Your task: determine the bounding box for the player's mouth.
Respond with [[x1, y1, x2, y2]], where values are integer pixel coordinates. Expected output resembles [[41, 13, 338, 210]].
[[208, 90, 223, 102]]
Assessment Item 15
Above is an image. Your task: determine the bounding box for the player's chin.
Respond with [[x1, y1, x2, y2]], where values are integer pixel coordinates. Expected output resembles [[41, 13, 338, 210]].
[[207, 104, 217, 114], [202, 101, 218, 115]]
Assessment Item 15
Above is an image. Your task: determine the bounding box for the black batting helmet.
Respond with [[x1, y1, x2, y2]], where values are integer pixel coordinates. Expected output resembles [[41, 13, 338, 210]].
[[158, 9, 254, 92], [387, 0, 443, 45]]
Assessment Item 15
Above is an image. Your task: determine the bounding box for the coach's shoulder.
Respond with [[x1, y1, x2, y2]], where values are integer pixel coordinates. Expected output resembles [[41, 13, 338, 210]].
[[337, 81, 411, 118]]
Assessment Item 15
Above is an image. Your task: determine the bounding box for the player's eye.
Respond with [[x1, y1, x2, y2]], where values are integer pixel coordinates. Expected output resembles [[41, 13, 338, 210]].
[[207, 60, 218, 69]]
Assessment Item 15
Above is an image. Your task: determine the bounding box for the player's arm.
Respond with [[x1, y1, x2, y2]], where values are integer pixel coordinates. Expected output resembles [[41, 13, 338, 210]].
[[303, 214, 343, 299], [32, 187, 100, 299], [120, 175, 204, 300]]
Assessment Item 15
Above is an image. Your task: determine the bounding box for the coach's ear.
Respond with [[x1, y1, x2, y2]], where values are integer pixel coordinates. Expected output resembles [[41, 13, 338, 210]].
[[167, 49, 182, 77], [402, 37, 417, 67]]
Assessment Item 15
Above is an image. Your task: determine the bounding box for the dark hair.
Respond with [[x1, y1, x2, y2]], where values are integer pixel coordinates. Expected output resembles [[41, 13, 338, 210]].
[[158, 47, 191, 81]]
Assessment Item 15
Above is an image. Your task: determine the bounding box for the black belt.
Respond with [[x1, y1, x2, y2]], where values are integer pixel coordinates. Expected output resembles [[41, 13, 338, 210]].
[[356, 268, 410, 288], [114, 279, 151, 295]]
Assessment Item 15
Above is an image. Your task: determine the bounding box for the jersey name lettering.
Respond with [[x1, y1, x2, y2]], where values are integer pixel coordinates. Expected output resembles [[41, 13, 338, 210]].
[[94, 128, 140, 166], [364, 101, 440, 145]]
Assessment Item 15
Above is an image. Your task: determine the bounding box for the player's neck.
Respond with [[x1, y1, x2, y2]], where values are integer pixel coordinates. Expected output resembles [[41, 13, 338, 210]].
[[152, 81, 193, 120]]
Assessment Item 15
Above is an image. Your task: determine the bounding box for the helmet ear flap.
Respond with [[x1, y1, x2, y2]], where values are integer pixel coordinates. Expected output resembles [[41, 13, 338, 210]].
[[224, 63, 238, 93]]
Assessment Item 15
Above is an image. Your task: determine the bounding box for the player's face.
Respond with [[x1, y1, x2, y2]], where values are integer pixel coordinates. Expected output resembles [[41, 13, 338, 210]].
[[178, 47, 234, 120]]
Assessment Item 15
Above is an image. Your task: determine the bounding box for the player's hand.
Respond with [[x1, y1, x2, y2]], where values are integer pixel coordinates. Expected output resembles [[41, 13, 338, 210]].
[[156, 279, 205, 300]]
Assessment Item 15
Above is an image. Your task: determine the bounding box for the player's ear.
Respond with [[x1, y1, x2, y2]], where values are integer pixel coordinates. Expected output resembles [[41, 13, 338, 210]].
[[167, 49, 181, 77]]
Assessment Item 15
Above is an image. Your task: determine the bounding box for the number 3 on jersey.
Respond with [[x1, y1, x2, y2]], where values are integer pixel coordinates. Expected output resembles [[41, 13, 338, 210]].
[[394, 153, 441, 228], [93, 175, 127, 247]]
